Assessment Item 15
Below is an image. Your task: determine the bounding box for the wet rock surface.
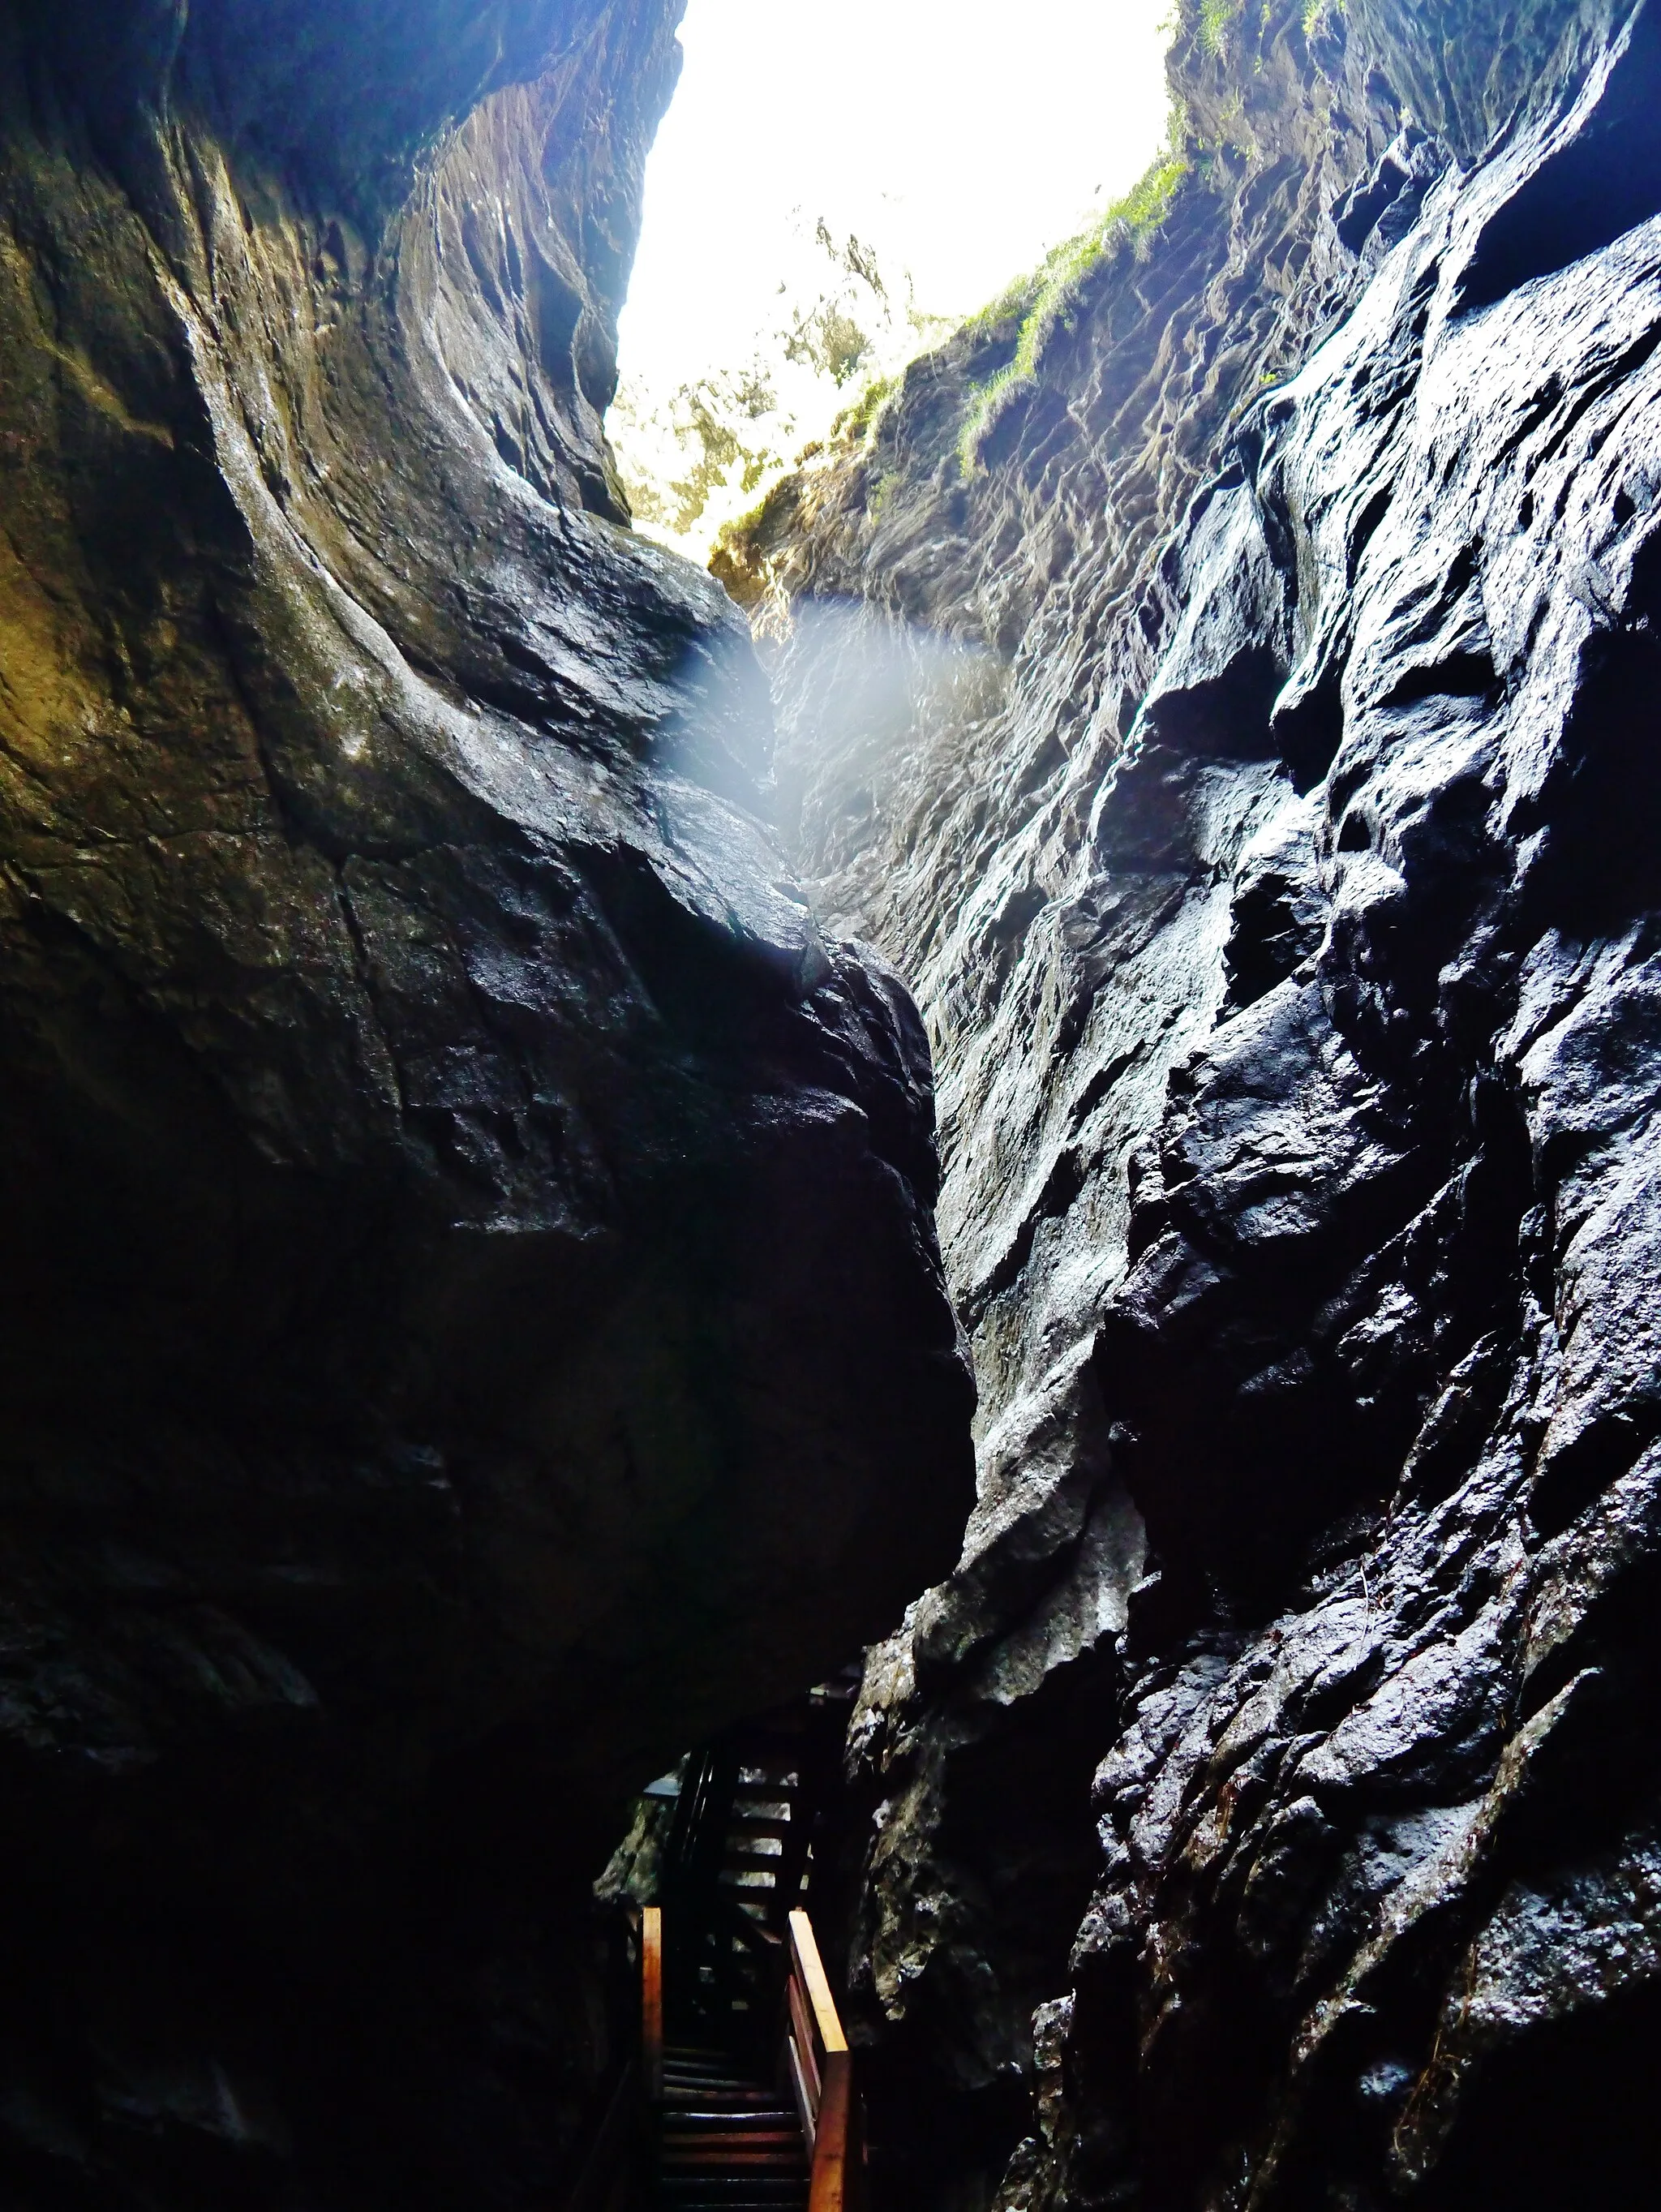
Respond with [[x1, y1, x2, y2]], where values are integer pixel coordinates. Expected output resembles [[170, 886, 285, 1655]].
[[732, 1, 1661, 2204], [0, 3, 973, 2204]]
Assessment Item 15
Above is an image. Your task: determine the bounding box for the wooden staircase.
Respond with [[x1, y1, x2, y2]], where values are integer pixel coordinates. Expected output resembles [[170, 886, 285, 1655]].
[[663, 1677, 857, 2051], [644, 1905, 863, 2212], [558, 1680, 865, 2211], [656, 2041, 810, 2210]]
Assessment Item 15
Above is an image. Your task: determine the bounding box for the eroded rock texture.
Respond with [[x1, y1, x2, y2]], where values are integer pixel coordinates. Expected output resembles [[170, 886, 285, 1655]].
[[0, 4, 972, 2204], [727, 1, 1661, 2204]]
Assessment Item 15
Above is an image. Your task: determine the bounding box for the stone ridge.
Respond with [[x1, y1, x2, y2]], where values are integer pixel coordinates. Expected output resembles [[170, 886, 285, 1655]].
[[0, 4, 974, 2205], [740, 1, 1661, 2205]]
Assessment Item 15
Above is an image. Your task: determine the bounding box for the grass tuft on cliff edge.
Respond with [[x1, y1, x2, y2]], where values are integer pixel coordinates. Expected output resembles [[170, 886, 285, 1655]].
[[955, 115, 1189, 476]]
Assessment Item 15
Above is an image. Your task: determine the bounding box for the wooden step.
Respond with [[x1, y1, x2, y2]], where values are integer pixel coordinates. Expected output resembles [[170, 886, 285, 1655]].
[[662, 2072, 772, 2090], [665, 2134, 800, 2150], [659, 2070, 770, 2088], [663, 2132, 804, 2150], [659, 2183, 807, 2198], [663, 2188, 806, 2199], [661, 2174, 807, 2188], [663, 2150, 808, 2169], [665, 2111, 798, 2126], [662, 2108, 799, 2125], [659, 2141, 809, 2158]]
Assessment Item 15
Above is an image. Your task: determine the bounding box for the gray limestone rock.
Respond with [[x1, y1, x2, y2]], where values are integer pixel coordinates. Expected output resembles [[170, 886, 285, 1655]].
[[736, 1, 1661, 2204]]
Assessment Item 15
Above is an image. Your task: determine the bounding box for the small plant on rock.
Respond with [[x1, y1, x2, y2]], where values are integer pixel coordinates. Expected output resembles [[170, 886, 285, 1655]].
[[1199, 0, 1246, 56]]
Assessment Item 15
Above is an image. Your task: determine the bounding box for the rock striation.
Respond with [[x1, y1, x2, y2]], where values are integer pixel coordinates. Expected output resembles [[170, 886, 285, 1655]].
[[0, 4, 972, 2205], [724, 1, 1661, 2204]]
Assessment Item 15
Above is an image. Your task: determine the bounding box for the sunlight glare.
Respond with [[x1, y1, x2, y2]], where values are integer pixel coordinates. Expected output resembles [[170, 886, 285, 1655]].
[[612, 0, 1174, 556]]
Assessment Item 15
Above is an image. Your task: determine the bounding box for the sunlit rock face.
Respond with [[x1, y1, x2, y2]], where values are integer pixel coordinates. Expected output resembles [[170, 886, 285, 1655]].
[[728, 1, 1661, 2204], [0, 2, 973, 2201]]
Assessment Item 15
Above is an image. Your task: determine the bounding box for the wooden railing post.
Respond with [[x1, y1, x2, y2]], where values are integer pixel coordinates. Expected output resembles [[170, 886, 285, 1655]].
[[809, 2047, 852, 2212], [642, 1904, 663, 2104]]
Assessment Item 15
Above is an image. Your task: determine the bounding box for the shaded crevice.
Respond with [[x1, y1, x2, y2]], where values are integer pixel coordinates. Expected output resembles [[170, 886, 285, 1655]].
[[1457, 4, 1661, 314]]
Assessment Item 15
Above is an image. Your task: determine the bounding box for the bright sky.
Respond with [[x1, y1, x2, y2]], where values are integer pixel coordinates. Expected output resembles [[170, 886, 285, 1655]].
[[612, 0, 1174, 552]]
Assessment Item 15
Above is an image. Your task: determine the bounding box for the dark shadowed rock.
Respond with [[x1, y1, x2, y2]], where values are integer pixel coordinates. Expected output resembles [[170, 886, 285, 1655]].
[[0, 3, 973, 2203], [733, 1, 1661, 2205]]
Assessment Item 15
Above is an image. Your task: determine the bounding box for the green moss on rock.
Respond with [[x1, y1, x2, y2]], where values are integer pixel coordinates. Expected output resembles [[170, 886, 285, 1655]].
[[956, 126, 1189, 475]]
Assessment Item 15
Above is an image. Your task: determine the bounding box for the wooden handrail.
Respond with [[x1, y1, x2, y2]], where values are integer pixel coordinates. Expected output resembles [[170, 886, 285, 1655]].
[[642, 1904, 663, 2102], [785, 1908, 861, 2212]]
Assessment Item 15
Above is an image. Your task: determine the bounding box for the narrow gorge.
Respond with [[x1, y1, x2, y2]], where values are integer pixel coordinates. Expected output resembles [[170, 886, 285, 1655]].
[[2, 2, 1659, 2210]]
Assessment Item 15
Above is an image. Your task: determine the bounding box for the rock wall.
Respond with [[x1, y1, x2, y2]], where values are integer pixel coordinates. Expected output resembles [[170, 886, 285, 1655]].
[[0, 5, 973, 2205], [725, 2, 1661, 2204]]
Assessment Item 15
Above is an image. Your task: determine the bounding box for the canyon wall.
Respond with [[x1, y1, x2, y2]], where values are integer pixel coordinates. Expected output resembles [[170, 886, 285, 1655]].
[[723, 2, 1661, 2204], [0, 4, 972, 2205]]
